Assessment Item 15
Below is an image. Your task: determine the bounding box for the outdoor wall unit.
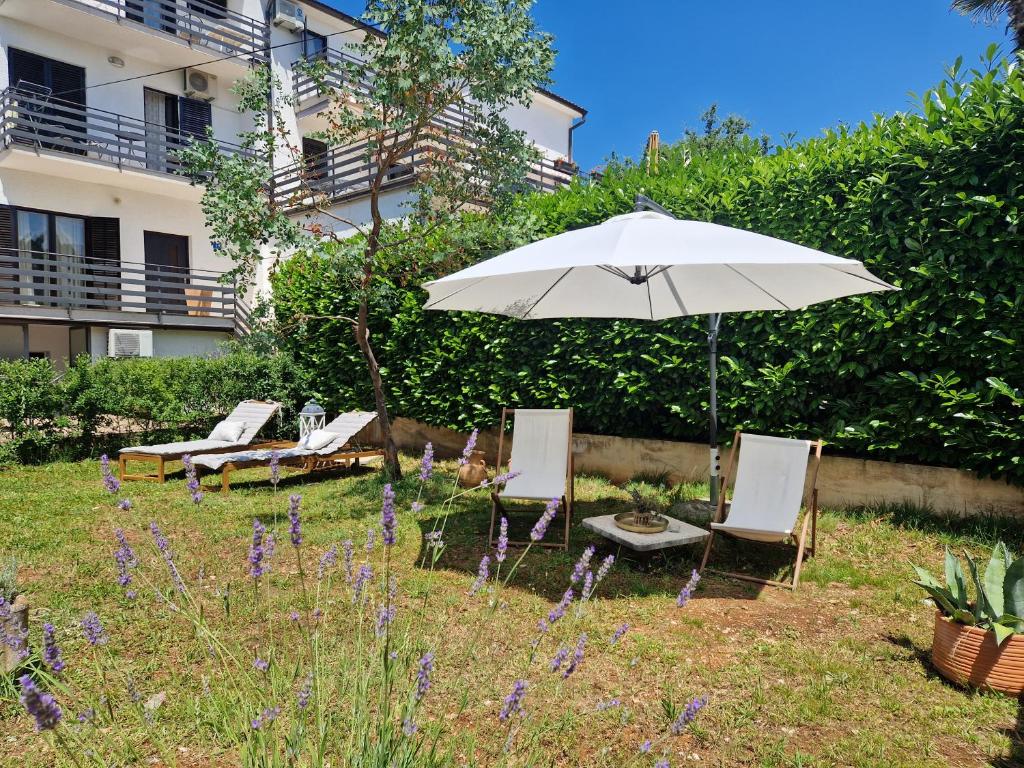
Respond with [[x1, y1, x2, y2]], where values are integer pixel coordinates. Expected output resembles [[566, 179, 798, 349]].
[[272, 0, 306, 31], [184, 69, 218, 102], [108, 329, 154, 359]]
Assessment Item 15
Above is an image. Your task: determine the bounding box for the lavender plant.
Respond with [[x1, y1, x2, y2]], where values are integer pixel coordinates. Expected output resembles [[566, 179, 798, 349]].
[[16, 449, 707, 767]]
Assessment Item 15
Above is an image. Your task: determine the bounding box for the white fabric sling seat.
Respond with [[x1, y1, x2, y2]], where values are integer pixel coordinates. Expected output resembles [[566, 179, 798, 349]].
[[118, 400, 281, 482], [700, 431, 823, 590], [489, 408, 574, 550]]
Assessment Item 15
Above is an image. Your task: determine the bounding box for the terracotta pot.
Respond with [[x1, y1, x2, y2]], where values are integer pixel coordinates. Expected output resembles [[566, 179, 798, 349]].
[[457, 450, 489, 488], [931, 611, 1024, 695], [2, 594, 29, 674]]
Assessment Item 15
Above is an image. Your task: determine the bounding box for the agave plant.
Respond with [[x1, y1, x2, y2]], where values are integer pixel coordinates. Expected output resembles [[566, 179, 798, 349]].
[[913, 542, 1024, 645]]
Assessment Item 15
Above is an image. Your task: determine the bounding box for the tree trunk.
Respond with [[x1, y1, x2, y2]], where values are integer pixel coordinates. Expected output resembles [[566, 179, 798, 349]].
[[354, 299, 401, 479], [1012, 0, 1024, 50]]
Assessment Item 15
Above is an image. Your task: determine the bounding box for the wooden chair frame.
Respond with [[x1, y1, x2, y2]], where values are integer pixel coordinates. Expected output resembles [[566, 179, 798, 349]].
[[198, 445, 385, 493], [487, 407, 575, 551], [698, 430, 823, 590]]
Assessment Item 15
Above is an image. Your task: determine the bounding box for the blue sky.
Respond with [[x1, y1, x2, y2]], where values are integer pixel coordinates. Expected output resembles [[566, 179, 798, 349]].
[[323, 1, 1013, 170]]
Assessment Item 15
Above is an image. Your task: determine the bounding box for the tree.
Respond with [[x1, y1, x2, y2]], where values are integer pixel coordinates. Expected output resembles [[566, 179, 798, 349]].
[[952, 0, 1024, 50], [183, 0, 555, 478]]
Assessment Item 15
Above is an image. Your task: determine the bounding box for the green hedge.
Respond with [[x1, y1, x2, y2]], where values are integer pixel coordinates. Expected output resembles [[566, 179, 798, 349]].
[[270, 58, 1024, 484], [0, 352, 305, 465]]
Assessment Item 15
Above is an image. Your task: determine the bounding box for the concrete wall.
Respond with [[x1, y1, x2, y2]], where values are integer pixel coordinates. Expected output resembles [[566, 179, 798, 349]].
[[388, 417, 1024, 519]]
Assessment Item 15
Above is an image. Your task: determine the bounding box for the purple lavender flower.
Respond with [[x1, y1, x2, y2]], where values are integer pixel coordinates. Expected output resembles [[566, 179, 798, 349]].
[[80, 612, 107, 647], [118, 498, 132, 512], [288, 495, 302, 547], [458, 429, 479, 466], [499, 679, 527, 721], [318, 544, 338, 580], [342, 540, 354, 583], [365, 528, 376, 552], [415, 651, 434, 702], [676, 569, 701, 608], [640, 739, 652, 753], [114, 528, 138, 599], [485, 469, 521, 487], [655, 760, 669, 768], [100, 454, 120, 495], [595, 554, 614, 585], [571, 546, 595, 584], [251, 706, 280, 730], [670, 695, 708, 734], [352, 564, 372, 604], [375, 603, 396, 636], [18, 675, 61, 731], [253, 657, 269, 673], [419, 442, 434, 482], [548, 587, 573, 626], [424, 531, 444, 550], [402, 717, 418, 736], [581, 570, 595, 600], [469, 555, 490, 595], [530, 498, 560, 542], [182, 454, 203, 506], [269, 450, 280, 490], [562, 633, 587, 679], [610, 623, 630, 645], [249, 519, 267, 579], [77, 708, 96, 724], [289, 611, 300, 622], [411, 501, 424, 514], [150, 521, 184, 593], [380, 484, 397, 547], [596, 698, 621, 711], [297, 674, 312, 709], [42, 623, 64, 674], [495, 517, 509, 563], [549, 646, 569, 673]]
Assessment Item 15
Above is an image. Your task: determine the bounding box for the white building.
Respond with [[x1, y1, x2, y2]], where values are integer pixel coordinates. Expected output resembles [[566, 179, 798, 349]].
[[0, 0, 585, 367]]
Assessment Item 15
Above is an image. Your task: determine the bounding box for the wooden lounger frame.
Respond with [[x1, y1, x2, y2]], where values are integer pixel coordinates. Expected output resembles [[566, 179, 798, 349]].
[[487, 407, 574, 551], [698, 430, 823, 590], [119, 441, 285, 483], [198, 445, 385, 493]]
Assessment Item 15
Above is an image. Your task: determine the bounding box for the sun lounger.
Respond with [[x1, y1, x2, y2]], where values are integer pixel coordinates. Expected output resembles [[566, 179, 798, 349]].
[[488, 408, 574, 550], [192, 411, 383, 492], [698, 431, 823, 590], [118, 400, 281, 482]]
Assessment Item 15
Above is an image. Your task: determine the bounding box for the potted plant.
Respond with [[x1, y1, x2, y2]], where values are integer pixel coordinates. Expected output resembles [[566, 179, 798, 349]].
[[1, 556, 29, 674], [614, 487, 669, 533], [912, 543, 1024, 695]]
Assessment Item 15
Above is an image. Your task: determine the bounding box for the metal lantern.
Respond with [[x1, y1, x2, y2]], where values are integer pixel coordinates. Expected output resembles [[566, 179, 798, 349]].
[[298, 399, 326, 440]]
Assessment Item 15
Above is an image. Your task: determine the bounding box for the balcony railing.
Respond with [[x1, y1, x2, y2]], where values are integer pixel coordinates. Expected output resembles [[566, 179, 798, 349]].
[[281, 52, 577, 209], [59, 0, 269, 63], [0, 88, 249, 178], [0, 248, 235, 322]]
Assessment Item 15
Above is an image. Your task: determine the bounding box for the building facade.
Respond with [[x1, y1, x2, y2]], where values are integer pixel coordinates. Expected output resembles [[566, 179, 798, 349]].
[[0, 0, 585, 368]]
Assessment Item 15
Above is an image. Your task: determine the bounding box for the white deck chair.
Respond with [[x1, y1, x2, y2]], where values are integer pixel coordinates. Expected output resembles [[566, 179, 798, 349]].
[[192, 411, 383, 492], [699, 431, 823, 590], [488, 408, 574, 550], [118, 400, 281, 482]]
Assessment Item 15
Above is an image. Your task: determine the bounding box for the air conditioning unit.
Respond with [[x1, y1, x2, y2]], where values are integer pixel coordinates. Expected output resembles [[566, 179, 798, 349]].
[[184, 68, 217, 101], [272, 0, 305, 31], [108, 329, 154, 359]]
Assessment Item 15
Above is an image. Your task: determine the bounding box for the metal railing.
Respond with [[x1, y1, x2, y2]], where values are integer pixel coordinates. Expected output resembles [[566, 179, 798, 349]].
[[0, 248, 235, 321], [0, 88, 249, 177], [282, 52, 578, 209], [59, 0, 269, 63]]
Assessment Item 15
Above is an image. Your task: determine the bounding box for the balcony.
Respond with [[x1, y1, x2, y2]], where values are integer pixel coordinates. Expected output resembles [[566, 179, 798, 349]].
[[0, 248, 236, 329], [0, 88, 249, 193], [17, 0, 271, 66]]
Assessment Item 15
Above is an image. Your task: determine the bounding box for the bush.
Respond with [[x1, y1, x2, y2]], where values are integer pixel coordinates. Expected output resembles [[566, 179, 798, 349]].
[[0, 352, 305, 465], [271, 55, 1024, 483]]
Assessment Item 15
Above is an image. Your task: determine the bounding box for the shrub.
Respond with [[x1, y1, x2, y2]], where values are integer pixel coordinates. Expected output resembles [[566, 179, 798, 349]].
[[271, 54, 1024, 483]]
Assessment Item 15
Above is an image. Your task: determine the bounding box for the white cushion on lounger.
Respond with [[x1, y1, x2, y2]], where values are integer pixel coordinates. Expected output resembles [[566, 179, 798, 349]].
[[300, 429, 336, 451], [122, 439, 236, 456], [209, 419, 245, 443]]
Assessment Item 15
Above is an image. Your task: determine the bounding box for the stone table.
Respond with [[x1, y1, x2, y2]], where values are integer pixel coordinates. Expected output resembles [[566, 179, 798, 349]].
[[581, 514, 709, 553]]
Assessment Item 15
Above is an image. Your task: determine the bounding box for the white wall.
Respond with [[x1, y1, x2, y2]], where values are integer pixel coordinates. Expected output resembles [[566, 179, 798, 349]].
[[152, 329, 231, 357], [503, 95, 579, 160]]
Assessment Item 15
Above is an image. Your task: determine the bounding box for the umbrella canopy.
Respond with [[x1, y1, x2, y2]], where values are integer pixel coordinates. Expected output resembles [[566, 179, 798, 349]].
[[423, 211, 895, 319]]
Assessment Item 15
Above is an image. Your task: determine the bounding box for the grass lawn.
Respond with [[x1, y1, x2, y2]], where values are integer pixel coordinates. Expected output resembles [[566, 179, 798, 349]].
[[1, 454, 1022, 767]]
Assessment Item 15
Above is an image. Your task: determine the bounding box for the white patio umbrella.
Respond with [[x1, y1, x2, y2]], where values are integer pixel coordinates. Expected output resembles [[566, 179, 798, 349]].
[[422, 196, 897, 502]]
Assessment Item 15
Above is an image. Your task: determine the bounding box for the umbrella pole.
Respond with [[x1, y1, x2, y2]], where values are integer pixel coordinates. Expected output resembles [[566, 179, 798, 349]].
[[708, 313, 722, 506]]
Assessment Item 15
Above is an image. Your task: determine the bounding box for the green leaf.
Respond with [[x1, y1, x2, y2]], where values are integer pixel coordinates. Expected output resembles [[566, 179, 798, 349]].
[[1004, 557, 1024, 619], [913, 578, 958, 617], [985, 543, 1008, 617], [964, 552, 991, 622], [992, 621, 1014, 646], [944, 548, 969, 610]]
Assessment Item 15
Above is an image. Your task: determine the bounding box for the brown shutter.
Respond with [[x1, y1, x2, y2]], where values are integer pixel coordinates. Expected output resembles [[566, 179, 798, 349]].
[[0, 206, 14, 298], [85, 217, 120, 308]]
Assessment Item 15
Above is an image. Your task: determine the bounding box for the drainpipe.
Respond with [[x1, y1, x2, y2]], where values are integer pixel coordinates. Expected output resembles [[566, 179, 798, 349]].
[[567, 114, 586, 166]]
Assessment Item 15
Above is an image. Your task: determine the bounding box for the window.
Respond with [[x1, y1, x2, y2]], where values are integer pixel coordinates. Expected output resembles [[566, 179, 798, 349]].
[[144, 231, 190, 310], [143, 88, 212, 173], [304, 30, 328, 60], [8, 48, 86, 155], [302, 137, 329, 187]]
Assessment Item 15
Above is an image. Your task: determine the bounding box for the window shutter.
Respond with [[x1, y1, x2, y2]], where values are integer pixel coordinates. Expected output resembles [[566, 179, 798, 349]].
[[9, 49, 47, 91], [86, 217, 120, 308], [178, 97, 213, 140], [302, 137, 329, 182], [190, 0, 227, 19], [0, 206, 15, 297], [49, 60, 86, 107]]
